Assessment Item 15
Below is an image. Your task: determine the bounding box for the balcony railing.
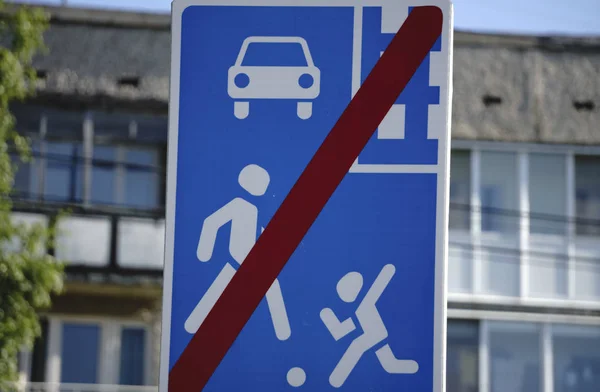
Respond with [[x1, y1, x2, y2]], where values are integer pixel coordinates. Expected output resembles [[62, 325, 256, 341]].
[[13, 383, 157, 392], [11, 206, 164, 275]]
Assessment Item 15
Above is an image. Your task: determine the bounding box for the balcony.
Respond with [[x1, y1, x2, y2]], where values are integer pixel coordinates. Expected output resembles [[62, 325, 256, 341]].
[[9, 105, 167, 276], [11, 208, 164, 276], [447, 142, 600, 309], [16, 384, 157, 392]]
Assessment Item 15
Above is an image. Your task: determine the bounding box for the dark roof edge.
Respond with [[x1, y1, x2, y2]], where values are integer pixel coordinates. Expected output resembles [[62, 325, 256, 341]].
[[7, 3, 600, 49]]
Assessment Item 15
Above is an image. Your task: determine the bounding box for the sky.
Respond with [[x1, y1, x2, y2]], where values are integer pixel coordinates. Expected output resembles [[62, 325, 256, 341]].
[[14, 0, 600, 36]]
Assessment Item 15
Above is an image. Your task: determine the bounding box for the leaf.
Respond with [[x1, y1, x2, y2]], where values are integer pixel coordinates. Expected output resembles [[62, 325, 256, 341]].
[[0, 1, 64, 383]]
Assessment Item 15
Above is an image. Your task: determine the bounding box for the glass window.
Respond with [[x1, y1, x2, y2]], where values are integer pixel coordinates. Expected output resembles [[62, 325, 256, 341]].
[[489, 322, 541, 392], [553, 325, 600, 392], [480, 151, 518, 233], [529, 153, 567, 235], [11, 140, 39, 199], [119, 327, 146, 385], [449, 150, 471, 231], [575, 155, 600, 236], [447, 321, 479, 392], [91, 145, 116, 205], [44, 142, 82, 202], [60, 323, 100, 384], [124, 148, 159, 209]]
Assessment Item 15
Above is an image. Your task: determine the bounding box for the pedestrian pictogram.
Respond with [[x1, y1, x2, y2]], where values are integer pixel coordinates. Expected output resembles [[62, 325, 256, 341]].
[[185, 164, 291, 340]]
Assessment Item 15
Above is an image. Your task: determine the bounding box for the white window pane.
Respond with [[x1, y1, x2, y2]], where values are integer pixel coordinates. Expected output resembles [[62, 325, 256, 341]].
[[55, 216, 111, 266], [481, 244, 520, 296], [449, 150, 471, 231], [4, 213, 48, 255], [575, 155, 600, 236], [448, 234, 473, 293], [529, 153, 567, 235], [480, 151, 518, 233], [574, 238, 600, 300], [553, 325, 600, 392], [489, 322, 541, 392], [118, 218, 165, 269], [528, 239, 568, 299], [447, 321, 479, 392]]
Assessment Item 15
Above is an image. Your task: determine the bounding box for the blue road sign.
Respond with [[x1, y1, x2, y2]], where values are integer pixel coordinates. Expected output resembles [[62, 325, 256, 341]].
[[160, 1, 453, 391]]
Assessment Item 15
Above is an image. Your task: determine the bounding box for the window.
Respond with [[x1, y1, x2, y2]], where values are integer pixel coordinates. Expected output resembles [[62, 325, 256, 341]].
[[40, 319, 150, 386], [575, 155, 600, 236], [89, 144, 160, 209], [553, 325, 600, 392], [90, 144, 160, 208], [480, 151, 518, 233], [123, 147, 160, 209], [13, 140, 161, 210], [34, 141, 84, 203], [447, 321, 478, 392], [489, 322, 541, 392], [60, 323, 101, 384], [119, 327, 147, 386], [91, 145, 117, 204], [449, 150, 471, 231], [11, 141, 39, 199], [11, 140, 84, 203], [529, 153, 567, 235]]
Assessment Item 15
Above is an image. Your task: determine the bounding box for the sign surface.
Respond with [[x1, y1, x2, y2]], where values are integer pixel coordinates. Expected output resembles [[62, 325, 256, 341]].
[[161, 1, 453, 391]]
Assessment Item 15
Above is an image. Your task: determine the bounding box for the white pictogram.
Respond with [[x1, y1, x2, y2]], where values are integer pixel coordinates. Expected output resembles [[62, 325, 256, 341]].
[[321, 264, 419, 387], [228, 36, 321, 120], [185, 164, 291, 341]]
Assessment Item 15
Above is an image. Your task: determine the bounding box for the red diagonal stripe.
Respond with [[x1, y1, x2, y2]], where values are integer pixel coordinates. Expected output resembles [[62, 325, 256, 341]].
[[169, 6, 443, 391]]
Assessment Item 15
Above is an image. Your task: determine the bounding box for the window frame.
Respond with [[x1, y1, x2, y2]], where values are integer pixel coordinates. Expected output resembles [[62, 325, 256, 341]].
[[447, 311, 600, 392], [39, 315, 153, 387], [449, 140, 600, 308], [13, 111, 165, 212]]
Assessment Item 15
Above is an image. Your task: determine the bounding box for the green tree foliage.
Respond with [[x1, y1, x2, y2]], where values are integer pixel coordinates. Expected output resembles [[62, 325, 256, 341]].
[[0, 1, 64, 384]]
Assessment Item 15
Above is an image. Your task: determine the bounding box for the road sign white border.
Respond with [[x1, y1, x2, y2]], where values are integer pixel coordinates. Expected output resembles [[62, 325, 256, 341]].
[[160, 2, 453, 391]]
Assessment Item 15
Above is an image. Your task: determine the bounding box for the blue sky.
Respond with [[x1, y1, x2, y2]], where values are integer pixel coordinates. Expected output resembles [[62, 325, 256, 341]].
[[15, 0, 600, 36]]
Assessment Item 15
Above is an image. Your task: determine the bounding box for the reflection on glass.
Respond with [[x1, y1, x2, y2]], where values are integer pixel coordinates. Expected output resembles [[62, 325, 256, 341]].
[[120, 328, 146, 385], [449, 150, 471, 231], [125, 148, 159, 209], [447, 321, 479, 392], [91, 145, 116, 204], [553, 326, 600, 392], [489, 323, 541, 392], [480, 151, 518, 233], [575, 155, 600, 236], [529, 153, 567, 235]]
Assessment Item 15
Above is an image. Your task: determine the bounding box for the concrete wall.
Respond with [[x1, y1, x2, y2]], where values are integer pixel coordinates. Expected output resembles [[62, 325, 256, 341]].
[[27, 5, 600, 145]]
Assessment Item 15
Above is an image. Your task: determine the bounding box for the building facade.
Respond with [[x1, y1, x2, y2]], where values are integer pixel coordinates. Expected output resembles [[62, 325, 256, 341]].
[[8, 4, 600, 392]]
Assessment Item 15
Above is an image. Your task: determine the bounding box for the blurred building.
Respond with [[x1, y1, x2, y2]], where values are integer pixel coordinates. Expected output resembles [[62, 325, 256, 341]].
[[8, 4, 600, 392]]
